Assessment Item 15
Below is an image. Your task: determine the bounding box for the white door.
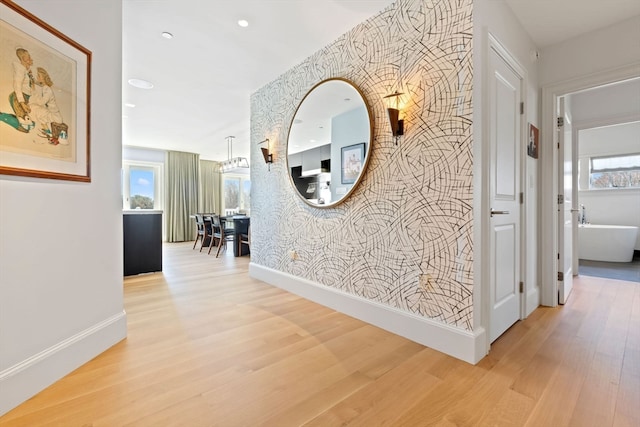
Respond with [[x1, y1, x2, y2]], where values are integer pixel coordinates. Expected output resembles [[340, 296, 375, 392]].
[[557, 98, 574, 304], [489, 46, 522, 342]]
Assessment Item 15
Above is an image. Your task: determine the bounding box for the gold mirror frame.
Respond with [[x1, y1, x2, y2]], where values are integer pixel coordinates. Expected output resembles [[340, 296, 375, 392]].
[[286, 78, 373, 208]]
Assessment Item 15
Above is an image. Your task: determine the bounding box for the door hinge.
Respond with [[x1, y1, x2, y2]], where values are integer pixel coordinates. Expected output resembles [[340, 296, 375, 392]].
[[557, 141, 560, 149], [558, 272, 564, 281], [520, 192, 524, 204], [519, 282, 524, 293], [557, 117, 564, 127], [557, 252, 560, 260], [557, 194, 564, 204], [520, 102, 524, 115]]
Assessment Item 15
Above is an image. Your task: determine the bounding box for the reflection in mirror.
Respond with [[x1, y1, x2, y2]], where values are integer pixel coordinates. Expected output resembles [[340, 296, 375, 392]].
[[287, 78, 372, 208]]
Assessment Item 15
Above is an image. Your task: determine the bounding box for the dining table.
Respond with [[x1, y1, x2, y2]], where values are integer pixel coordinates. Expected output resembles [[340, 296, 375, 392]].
[[206, 214, 250, 257]]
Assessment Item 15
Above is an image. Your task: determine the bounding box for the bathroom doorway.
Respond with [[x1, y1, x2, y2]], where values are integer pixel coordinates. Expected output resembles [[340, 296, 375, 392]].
[[567, 78, 640, 283], [542, 69, 640, 307]]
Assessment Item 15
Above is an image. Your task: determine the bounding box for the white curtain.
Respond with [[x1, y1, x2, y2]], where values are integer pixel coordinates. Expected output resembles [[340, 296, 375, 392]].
[[165, 151, 200, 242], [199, 160, 221, 215]]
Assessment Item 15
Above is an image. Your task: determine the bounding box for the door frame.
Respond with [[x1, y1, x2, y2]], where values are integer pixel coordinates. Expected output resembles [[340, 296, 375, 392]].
[[557, 97, 575, 304], [540, 63, 640, 306], [480, 33, 528, 349]]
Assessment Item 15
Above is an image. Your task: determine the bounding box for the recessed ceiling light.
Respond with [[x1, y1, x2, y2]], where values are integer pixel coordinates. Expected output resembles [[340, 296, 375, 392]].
[[128, 78, 154, 89], [125, 103, 136, 108], [238, 19, 249, 27], [161, 31, 173, 39]]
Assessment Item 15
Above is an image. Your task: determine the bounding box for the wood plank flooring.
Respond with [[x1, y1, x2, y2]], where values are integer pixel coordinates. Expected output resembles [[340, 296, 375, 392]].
[[1, 242, 638, 426]]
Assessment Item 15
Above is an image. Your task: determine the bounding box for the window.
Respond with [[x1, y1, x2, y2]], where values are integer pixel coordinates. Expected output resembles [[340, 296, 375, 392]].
[[122, 161, 164, 210], [243, 180, 251, 212], [589, 153, 640, 189], [224, 178, 240, 214], [222, 174, 250, 215]]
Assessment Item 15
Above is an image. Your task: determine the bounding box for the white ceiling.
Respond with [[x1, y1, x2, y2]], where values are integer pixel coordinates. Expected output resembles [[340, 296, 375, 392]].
[[122, 0, 640, 162], [122, 0, 396, 161], [503, 0, 640, 48]]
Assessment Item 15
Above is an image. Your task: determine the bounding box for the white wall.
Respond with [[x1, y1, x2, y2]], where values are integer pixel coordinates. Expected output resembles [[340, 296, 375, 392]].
[[0, 0, 125, 415], [539, 15, 640, 87], [123, 145, 166, 164], [577, 122, 640, 249], [569, 78, 640, 124], [579, 121, 640, 157], [473, 0, 541, 317]]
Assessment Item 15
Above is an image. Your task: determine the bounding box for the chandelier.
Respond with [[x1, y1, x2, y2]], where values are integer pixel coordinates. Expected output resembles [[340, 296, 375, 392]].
[[220, 136, 249, 174]]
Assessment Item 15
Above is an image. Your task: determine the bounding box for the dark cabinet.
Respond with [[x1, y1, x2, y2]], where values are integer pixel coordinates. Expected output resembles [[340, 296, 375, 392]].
[[123, 211, 162, 276]]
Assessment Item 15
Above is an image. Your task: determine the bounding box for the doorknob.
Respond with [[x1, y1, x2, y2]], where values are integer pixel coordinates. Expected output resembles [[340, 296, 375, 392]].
[[490, 209, 510, 217]]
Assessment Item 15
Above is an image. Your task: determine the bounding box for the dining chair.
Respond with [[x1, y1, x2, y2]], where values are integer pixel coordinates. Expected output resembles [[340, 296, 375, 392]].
[[200, 215, 217, 253], [208, 215, 233, 257], [193, 214, 206, 250]]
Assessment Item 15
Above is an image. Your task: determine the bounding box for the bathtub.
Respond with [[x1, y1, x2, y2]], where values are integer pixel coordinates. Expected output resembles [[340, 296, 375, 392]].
[[578, 224, 639, 262]]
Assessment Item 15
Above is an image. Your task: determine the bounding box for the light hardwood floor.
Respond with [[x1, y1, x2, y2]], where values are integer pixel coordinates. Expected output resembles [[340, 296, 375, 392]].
[[2, 242, 638, 426]]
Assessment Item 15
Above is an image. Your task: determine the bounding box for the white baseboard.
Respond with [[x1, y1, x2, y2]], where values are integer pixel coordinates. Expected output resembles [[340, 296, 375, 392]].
[[526, 286, 540, 317], [250, 263, 487, 364], [0, 310, 127, 416]]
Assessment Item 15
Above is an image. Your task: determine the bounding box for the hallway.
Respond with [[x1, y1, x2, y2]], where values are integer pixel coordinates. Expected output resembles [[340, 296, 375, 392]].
[[1, 243, 638, 426]]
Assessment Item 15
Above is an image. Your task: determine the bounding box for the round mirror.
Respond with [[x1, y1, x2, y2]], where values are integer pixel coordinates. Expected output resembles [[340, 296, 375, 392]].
[[287, 78, 373, 208]]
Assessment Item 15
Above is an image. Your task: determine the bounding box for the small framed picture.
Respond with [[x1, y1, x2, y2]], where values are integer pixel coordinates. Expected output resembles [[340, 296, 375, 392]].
[[341, 143, 365, 184], [0, 0, 91, 181], [527, 123, 539, 159]]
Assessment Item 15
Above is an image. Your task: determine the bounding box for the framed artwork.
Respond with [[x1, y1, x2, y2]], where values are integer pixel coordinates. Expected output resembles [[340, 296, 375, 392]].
[[341, 142, 365, 185], [527, 123, 539, 159], [0, 0, 91, 181]]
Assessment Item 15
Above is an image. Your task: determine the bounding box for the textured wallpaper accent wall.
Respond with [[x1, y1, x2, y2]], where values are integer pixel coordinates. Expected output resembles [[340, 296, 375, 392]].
[[250, 0, 474, 330]]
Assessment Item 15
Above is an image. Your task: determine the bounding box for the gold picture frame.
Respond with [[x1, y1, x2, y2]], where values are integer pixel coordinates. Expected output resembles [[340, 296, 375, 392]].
[[0, 0, 91, 182]]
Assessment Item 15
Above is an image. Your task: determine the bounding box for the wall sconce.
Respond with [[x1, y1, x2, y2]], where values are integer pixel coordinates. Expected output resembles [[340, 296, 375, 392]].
[[384, 91, 404, 145], [258, 138, 273, 171]]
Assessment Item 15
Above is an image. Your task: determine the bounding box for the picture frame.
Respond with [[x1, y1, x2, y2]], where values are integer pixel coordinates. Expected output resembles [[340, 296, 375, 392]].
[[341, 142, 365, 185], [0, 0, 91, 182], [527, 123, 539, 159]]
